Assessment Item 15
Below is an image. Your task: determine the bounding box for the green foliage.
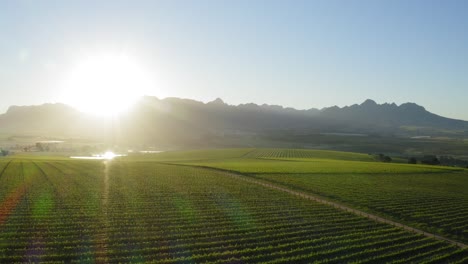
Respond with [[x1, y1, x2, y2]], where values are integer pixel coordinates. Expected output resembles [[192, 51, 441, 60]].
[[439, 156, 468, 167], [421, 155, 441, 165], [252, 172, 468, 243], [375, 153, 392, 162], [172, 148, 467, 243], [0, 150, 467, 262]]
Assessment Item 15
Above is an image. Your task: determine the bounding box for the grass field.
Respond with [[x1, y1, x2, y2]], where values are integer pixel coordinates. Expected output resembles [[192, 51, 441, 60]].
[[0, 148, 467, 262]]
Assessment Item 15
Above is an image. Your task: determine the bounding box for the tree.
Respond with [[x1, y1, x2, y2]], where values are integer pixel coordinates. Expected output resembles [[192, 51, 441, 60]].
[[36, 142, 44, 151], [375, 153, 392, 162], [421, 155, 440, 165], [408, 157, 417, 164], [383, 156, 392, 162]]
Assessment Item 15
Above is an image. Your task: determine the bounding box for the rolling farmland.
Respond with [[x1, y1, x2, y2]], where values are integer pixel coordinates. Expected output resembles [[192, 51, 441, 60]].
[[0, 149, 467, 262]]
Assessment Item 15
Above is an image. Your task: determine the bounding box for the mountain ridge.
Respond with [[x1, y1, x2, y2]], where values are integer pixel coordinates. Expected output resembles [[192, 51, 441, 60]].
[[0, 97, 467, 146], [2, 97, 464, 121]]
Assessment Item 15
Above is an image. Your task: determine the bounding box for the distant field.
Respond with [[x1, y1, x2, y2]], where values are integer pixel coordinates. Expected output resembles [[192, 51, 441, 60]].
[[0, 149, 467, 262], [245, 148, 376, 162], [127, 148, 253, 161], [180, 158, 461, 174]]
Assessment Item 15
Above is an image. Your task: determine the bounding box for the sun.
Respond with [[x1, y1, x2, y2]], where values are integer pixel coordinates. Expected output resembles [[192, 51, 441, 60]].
[[61, 52, 154, 117]]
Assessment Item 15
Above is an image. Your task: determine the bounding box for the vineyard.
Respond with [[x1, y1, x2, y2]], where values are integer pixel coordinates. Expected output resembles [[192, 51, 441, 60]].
[[245, 148, 376, 162], [179, 149, 468, 245], [0, 149, 467, 262], [248, 171, 468, 243]]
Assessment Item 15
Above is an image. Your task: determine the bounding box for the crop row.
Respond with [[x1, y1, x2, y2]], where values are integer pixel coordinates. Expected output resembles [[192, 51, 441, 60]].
[[246, 148, 374, 162], [0, 159, 467, 262], [253, 170, 468, 243]]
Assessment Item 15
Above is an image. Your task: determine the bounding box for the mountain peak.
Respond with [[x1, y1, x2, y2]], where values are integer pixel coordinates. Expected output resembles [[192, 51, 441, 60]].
[[208, 98, 226, 105], [399, 102, 426, 111], [361, 99, 377, 106]]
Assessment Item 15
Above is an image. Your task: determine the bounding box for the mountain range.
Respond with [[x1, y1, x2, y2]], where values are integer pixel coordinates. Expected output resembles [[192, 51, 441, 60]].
[[1, 96, 467, 148]]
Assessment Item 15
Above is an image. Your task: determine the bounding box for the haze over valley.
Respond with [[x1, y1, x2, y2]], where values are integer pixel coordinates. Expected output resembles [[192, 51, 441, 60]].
[[1, 96, 468, 161]]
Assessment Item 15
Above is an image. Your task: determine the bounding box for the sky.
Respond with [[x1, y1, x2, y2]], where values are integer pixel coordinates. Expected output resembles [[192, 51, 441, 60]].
[[1, 0, 468, 120]]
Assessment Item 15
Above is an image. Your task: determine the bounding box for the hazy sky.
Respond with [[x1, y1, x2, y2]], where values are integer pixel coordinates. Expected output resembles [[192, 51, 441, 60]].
[[1, 0, 468, 119]]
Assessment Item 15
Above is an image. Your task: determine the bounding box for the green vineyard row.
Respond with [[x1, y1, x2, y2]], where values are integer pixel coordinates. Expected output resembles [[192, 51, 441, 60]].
[[0, 158, 467, 262]]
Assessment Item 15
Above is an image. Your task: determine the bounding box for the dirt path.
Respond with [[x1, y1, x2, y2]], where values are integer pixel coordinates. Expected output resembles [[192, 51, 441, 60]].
[[224, 172, 468, 250]]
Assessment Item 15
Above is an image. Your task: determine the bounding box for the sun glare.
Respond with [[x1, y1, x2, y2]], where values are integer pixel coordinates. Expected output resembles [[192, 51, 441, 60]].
[[61, 52, 154, 117], [102, 151, 117, 160]]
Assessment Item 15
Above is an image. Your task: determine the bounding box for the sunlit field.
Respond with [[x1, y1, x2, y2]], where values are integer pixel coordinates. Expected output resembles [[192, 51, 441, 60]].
[[0, 149, 467, 262]]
